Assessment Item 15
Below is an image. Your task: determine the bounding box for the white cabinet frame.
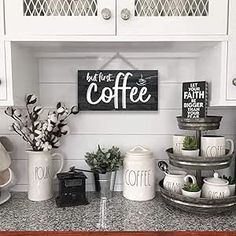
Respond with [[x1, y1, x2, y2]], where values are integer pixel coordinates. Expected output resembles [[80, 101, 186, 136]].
[[0, 42, 7, 101], [117, 0, 228, 36], [227, 0, 236, 101], [0, 0, 4, 36]]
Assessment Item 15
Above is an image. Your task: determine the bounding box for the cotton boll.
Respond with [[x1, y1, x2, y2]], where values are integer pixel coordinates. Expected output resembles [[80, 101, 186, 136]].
[[5, 107, 14, 116], [57, 107, 65, 114], [48, 113, 57, 124], [26, 94, 37, 105], [61, 125, 70, 134], [47, 124, 53, 132], [34, 129, 42, 135], [13, 108, 21, 117], [42, 122, 48, 130], [42, 142, 52, 151], [33, 106, 43, 115]]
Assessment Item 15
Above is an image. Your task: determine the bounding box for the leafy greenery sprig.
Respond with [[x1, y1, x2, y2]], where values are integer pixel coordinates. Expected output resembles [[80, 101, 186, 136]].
[[85, 145, 124, 174]]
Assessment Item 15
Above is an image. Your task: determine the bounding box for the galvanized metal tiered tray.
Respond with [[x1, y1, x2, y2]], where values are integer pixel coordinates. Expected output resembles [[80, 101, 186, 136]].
[[176, 116, 222, 131], [166, 148, 234, 170], [159, 180, 236, 214], [162, 115, 236, 213]]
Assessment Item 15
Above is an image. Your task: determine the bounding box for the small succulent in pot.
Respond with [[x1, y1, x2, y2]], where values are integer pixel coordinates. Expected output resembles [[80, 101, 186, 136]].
[[222, 175, 236, 196], [85, 145, 124, 174], [183, 183, 201, 192], [5, 94, 79, 152], [222, 175, 236, 185], [182, 136, 199, 157], [182, 182, 201, 198]]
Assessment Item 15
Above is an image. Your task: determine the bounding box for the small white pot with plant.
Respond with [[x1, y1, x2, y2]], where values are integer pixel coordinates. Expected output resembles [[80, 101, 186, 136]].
[[223, 175, 236, 196], [5, 94, 79, 201], [85, 145, 124, 198], [181, 136, 199, 157], [182, 182, 201, 198]]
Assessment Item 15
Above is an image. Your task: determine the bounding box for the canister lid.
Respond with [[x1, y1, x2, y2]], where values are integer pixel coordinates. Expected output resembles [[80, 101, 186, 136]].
[[126, 146, 152, 157], [204, 173, 228, 186]]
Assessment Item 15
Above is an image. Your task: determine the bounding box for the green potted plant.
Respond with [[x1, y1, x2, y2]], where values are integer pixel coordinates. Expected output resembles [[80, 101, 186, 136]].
[[181, 136, 199, 157], [182, 182, 201, 198], [85, 145, 124, 198], [223, 175, 236, 196]]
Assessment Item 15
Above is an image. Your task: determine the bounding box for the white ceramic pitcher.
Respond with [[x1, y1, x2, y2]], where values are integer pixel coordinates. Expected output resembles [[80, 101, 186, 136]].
[[27, 150, 64, 201]]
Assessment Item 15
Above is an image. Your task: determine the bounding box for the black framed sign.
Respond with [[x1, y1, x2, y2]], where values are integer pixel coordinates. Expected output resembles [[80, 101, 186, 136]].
[[182, 81, 208, 118], [78, 70, 158, 111]]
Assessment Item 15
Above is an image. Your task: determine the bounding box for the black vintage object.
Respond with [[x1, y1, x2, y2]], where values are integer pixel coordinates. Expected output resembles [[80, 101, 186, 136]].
[[56, 167, 89, 208], [78, 70, 158, 111], [182, 81, 208, 119]]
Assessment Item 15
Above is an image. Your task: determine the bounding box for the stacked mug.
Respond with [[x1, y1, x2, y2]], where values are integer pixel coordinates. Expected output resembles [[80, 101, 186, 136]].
[[173, 134, 234, 157]]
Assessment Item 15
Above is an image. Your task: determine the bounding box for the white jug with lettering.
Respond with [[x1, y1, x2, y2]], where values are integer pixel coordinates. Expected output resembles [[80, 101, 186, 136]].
[[123, 146, 156, 201], [27, 150, 64, 201]]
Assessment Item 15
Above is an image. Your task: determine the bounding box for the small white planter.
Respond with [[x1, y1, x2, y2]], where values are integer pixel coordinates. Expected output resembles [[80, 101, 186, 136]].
[[182, 189, 201, 198], [229, 184, 236, 196], [182, 149, 199, 157]]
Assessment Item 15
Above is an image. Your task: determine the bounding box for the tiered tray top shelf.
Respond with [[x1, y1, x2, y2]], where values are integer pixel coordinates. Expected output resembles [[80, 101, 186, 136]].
[[176, 116, 222, 131]]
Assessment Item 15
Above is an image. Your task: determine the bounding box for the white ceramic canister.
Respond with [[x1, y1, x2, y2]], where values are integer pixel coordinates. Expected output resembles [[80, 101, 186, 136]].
[[123, 146, 156, 201], [202, 173, 230, 199]]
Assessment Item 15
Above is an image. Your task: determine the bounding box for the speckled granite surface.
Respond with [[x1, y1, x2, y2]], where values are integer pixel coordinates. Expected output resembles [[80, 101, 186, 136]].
[[0, 192, 236, 231]]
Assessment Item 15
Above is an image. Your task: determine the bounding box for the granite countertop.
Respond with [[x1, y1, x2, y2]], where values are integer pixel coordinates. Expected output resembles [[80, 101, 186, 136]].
[[0, 192, 236, 231]]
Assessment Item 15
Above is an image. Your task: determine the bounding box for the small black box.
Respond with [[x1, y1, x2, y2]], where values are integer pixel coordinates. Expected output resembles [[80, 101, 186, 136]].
[[56, 169, 89, 207]]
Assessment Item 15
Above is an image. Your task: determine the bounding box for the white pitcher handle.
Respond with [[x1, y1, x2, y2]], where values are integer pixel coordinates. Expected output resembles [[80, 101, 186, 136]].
[[226, 139, 234, 155], [52, 152, 64, 179], [184, 175, 197, 184], [130, 146, 149, 152]]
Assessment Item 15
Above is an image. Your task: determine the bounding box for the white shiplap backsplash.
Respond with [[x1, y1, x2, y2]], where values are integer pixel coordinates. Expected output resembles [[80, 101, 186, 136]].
[[1, 54, 236, 192]]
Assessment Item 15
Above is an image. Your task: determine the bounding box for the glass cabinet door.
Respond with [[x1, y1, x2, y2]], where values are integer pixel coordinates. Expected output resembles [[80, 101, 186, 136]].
[[117, 0, 228, 35], [5, 0, 115, 36]]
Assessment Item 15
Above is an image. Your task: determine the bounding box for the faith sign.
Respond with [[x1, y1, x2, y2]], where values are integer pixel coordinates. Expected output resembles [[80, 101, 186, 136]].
[[78, 70, 158, 111]]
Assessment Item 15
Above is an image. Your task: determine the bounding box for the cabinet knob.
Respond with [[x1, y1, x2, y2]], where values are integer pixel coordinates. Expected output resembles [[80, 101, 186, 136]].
[[121, 8, 131, 20], [101, 8, 112, 20], [233, 78, 236, 86]]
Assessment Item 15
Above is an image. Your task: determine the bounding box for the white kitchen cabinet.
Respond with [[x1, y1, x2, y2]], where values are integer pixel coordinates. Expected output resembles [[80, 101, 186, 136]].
[[5, 0, 228, 37], [117, 0, 228, 36], [0, 0, 4, 36], [0, 42, 7, 101], [227, 0, 236, 101], [0, 42, 39, 106], [0, 0, 6, 101], [5, 0, 116, 36]]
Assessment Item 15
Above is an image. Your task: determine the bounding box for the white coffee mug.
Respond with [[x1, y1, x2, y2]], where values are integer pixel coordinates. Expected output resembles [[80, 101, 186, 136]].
[[173, 135, 185, 155], [0, 168, 16, 190], [201, 135, 234, 157]]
